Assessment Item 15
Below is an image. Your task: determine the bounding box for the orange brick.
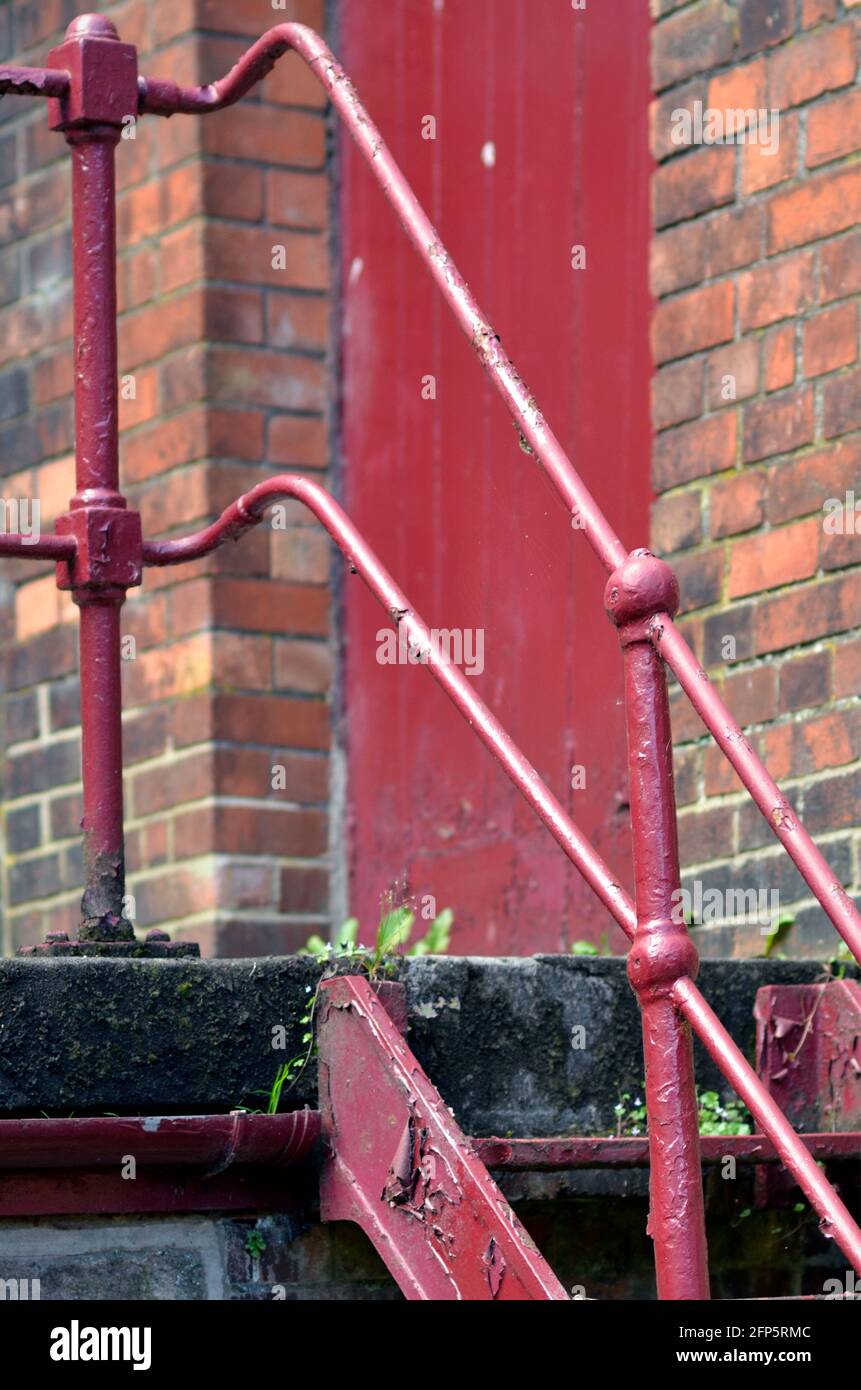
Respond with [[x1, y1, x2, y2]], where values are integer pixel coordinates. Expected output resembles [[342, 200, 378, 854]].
[[266, 170, 329, 230], [738, 250, 816, 330], [652, 282, 734, 364], [706, 340, 759, 408], [803, 302, 859, 377], [801, 0, 837, 24], [728, 518, 819, 598], [767, 167, 861, 255], [122, 634, 211, 706], [159, 223, 206, 295], [741, 112, 798, 195], [708, 57, 766, 113], [118, 364, 159, 431], [807, 90, 861, 167], [122, 407, 209, 485], [763, 324, 795, 392], [766, 23, 857, 110]]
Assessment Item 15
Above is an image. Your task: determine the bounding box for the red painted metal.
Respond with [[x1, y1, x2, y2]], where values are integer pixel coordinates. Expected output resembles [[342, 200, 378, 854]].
[[337, 2, 652, 953], [475, 1134, 861, 1170], [0, 1111, 319, 1218], [1, 13, 859, 1298], [317, 975, 568, 1300], [755, 980, 861, 1134], [606, 551, 709, 1299], [0, 1110, 319, 1170]]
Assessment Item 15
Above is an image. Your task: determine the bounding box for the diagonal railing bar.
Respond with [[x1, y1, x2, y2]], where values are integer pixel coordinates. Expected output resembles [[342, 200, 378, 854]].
[[1, 15, 858, 1298], [143, 474, 861, 1279], [136, 22, 861, 967]]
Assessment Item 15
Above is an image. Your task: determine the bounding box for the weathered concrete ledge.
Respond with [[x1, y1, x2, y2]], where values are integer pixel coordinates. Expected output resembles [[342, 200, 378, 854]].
[[0, 955, 852, 1132]]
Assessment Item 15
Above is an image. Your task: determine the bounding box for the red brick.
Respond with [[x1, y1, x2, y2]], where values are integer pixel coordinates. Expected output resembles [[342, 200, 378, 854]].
[[274, 639, 333, 695], [710, 471, 766, 538], [767, 167, 861, 255], [767, 433, 861, 522], [207, 224, 329, 292], [202, 163, 265, 222], [652, 0, 735, 91], [202, 107, 325, 169], [208, 346, 326, 413], [763, 324, 796, 392], [196, 0, 324, 37], [650, 79, 708, 162], [677, 804, 735, 865], [803, 302, 859, 377], [742, 386, 813, 461], [268, 414, 328, 469], [737, 0, 796, 56], [650, 221, 707, 296], [807, 90, 861, 168], [210, 578, 329, 637], [766, 23, 857, 110], [738, 249, 816, 330], [779, 648, 831, 711], [653, 411, 738, 489], [834, 636, 861, 698], [728, 517, 820, 597], [266, 292, 330, 353], [761, 709, 860, 780], [819, 232, 861, 304], [652, 282, 734, 364], [706, 205, 763, 276], [822, 368, 861, 438], [674, 546, 723, 612], [653, 490, 704, 557], [706, 340, 759, 409], [704, 743, 746, 797], [724, 663, 779, 726], [653, 146, 735, 228], [752, 571, 861, 653], [652, 359, 704, 430]]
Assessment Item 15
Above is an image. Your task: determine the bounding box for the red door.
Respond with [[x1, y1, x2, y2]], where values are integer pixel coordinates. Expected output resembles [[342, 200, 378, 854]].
[[339, 0, 652, 954]]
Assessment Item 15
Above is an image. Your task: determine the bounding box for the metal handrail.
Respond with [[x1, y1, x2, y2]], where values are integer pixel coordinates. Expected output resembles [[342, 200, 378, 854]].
[[0, 15, 858, 1296]]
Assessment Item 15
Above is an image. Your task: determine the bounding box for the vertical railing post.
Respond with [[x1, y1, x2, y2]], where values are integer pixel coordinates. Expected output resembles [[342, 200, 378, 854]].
[[606, 549, 710, 1300], [46, 16, 142, 941]]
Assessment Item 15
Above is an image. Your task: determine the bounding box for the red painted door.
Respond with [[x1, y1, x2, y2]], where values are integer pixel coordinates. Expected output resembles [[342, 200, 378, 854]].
[[339, 0, 652, 954]]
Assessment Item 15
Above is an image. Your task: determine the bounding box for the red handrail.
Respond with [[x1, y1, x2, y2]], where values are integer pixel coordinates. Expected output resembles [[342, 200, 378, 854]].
[[0, 14, 858, 1296]]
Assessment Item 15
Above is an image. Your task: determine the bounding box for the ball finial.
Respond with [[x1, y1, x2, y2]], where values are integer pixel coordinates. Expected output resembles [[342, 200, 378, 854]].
[[66, 14, 120, 40]]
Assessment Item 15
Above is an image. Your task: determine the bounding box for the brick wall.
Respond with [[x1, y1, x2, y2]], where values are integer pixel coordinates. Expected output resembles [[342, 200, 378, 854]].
[[650, 0, 861, 954], [0, 0, 336, 956]]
